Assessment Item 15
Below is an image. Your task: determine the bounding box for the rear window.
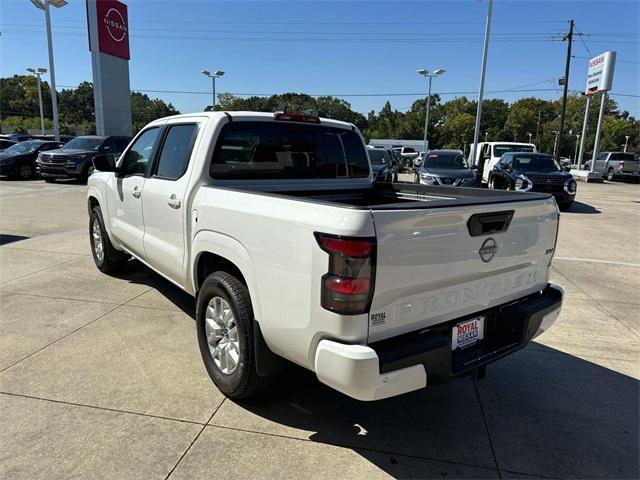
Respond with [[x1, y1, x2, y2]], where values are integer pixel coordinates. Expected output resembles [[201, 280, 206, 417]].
[[493, 144, 535, 157], [210, 121, 369, 179], [611, 153, 636, 161]]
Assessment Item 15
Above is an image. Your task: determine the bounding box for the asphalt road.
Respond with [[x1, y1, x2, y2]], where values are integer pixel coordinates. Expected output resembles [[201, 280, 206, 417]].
[[0, 177, 638, 479]]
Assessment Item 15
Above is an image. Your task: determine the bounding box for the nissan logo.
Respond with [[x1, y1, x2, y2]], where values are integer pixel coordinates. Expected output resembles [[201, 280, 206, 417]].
[[479, 238, 498, 263], [104, 7, 128, 42]]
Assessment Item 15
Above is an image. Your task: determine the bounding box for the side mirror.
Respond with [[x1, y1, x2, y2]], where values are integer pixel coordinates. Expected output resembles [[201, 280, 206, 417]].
[[92, 154, 117, 173]]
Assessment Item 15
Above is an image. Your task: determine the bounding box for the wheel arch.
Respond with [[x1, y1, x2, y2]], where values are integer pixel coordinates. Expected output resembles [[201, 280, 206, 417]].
[[191, 231, 262, 322]]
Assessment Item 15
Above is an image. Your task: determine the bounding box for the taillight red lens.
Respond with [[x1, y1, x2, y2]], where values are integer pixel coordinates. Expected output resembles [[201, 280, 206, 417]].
[[324, 276, 370, 295], [316, 236, 373, 258], [619, 160, 624, 170], [315, 233, 376, 315]]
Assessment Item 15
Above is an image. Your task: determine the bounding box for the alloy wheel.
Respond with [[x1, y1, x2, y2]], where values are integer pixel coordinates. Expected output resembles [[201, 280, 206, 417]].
[[91, 220, 104, 264], [205, 296, 240, 375]]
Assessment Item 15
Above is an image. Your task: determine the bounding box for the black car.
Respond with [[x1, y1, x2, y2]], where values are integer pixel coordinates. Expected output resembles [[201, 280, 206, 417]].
[[416, 150, 479, 187], [37, 135, 131, 182], [0, 140, 63, 179], [0, 139, 17, 151], [369, 148, 398, 182], [489, 152, 576, 210]]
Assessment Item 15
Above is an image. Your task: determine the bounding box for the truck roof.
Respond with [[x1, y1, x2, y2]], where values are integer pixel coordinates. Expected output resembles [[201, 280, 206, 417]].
[[148, 111, 356, 131]]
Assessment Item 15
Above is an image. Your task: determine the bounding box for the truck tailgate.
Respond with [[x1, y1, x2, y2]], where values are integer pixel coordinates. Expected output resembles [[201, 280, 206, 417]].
[[368, 197, 558, 342]]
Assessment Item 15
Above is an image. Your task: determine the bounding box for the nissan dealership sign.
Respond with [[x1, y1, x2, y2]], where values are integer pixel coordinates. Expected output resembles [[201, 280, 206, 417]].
[[89, 0, 130, 60], [585, 51, 616, 95]]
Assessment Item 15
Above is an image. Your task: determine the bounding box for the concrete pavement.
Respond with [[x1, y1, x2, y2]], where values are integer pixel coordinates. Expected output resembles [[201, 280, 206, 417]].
[[0, 178, 638, 479]]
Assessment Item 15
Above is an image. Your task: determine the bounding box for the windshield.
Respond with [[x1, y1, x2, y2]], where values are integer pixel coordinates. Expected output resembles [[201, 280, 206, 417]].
[[211, 121, 370, 180], [512, 154, 561, 171], [63, 137, 104, 151], [368, 150, 387, 165], [4, 142, 37, 155], [493, 144, 535, 157], [421, 152, 468, 169]]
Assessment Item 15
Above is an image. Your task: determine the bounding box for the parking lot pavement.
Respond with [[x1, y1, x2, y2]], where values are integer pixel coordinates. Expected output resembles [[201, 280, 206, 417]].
[[0, 178, 638, 479]]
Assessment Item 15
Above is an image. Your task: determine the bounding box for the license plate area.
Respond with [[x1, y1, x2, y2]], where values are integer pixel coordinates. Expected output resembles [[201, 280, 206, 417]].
[[452, 316, 485, 350]]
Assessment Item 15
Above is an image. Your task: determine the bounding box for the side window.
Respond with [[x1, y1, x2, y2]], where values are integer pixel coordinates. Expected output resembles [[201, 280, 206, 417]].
[[120, 128, 161, 176], [154, 124, 198, 180], [596, 152, 608, 160]]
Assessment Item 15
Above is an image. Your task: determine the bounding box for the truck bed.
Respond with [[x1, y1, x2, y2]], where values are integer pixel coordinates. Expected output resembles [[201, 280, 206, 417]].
[[222, 183, 554, 210]]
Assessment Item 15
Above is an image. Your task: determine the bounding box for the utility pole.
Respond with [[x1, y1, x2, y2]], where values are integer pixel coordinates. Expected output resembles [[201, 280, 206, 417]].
[[555, 19, 574, 159], [470, 0, 493, 169]]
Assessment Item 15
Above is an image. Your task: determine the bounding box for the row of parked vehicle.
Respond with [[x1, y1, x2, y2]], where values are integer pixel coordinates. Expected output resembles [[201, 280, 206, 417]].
[[368, 142, 580, 210], [0, 133, 131, 182]]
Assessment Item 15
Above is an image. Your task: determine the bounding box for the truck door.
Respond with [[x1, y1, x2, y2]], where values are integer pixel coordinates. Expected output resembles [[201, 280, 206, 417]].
[[141, 122, 201, 284], [108, 127, 162, 258], [595, 152, 609, 172]]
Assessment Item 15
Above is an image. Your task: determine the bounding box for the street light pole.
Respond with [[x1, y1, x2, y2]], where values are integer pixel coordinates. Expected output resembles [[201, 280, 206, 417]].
[[27, 67, 47, 134], [417, 68, 445, 154], [527, 132, 533, 144], [623, 135, 630, 152], [574, 133, 581, 163], [30, 0, 66, 142], [201, 69, 225, 111], [470, 0, 494, 168]]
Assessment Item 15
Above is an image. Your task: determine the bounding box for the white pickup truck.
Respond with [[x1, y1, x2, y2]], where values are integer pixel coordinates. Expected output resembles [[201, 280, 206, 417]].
[[87, 112, 563, 401]]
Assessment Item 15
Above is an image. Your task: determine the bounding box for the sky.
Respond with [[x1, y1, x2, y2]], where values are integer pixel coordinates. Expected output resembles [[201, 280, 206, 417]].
[[1, 0, 639, 116]]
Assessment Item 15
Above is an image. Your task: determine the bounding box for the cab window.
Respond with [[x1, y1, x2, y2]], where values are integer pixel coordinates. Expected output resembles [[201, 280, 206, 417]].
[[120, 128, 161, 176]]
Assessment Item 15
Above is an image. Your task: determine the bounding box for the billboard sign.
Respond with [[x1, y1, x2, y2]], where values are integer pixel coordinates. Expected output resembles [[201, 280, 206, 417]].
[[89, 0, 130, 60], [585, 51, 616, 95]]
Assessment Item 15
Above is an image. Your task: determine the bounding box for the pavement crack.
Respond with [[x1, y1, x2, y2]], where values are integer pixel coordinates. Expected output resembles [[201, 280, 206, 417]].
[[164, 398, 226, 479], [473, 379, 502, 479]]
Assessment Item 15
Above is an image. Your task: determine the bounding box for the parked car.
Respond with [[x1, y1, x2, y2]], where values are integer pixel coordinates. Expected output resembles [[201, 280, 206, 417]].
[[583, 152, 640, 181], [0, 140, 63, 179], [469, 142, 537, 184], [392, 146, 420, 170], [489, 152, 576, 210], [87, 111, 563, 401], [368, 147, 398, 182], [416, 150, 479, 187], [36, 135, 131, 182], [0, 139, 17, 151], [0, 133, 34, 143]]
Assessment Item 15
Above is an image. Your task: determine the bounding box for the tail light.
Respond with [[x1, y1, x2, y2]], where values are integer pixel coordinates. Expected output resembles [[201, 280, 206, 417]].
[[315, 233, 376, 314], [619, 160, 624, 170], [274, 112, 320, 123]]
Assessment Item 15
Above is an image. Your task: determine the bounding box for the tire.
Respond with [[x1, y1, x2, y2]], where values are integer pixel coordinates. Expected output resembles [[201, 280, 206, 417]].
[[79, 163, 96, 184], [488, 175, 495, 189], [606, 168, 615, 182], [196, 271, 271, 399], [89, 206, 128, 273], [17, 164, 34, 180], [558, 201, 573, 211]]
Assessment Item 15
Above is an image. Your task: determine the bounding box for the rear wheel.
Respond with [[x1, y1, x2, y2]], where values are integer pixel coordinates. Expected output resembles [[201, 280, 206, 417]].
[[17, 164, 34, 179], [196, 271, 271, 399], [89, 206, 128, 273], [606, 168, 615, 182], [488, 175, 496, 189]]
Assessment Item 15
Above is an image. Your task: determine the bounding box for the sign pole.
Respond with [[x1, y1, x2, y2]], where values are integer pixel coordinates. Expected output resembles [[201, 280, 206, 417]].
[[470, 0, 493, 170], [576, 94, 591, 170], [590, 91, 607, 173]]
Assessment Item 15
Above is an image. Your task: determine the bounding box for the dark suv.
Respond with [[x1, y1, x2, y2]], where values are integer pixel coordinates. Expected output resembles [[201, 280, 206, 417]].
[[36, 135, 131, 182]]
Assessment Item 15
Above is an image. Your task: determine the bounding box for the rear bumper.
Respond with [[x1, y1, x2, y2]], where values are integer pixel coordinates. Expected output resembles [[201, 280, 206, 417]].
[[314, 284, 563, 401]]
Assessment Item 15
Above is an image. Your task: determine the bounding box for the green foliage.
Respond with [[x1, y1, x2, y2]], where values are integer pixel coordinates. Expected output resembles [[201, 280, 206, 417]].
[[1, 75, 178, 135], [2, 74, 638, 155]]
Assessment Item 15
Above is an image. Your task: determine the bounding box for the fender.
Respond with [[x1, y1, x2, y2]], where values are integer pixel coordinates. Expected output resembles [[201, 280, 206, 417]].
[[191, 229, 263, 323], [87, 180, 122, 250]]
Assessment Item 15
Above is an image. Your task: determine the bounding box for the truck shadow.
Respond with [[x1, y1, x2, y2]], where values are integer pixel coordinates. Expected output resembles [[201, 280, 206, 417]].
[[119, 262, 638, 478], [230, 346, 638, 479]]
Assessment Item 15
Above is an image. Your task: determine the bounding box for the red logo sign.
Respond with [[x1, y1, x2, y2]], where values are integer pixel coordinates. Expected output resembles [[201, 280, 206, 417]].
[[94, 0, 130, 60]]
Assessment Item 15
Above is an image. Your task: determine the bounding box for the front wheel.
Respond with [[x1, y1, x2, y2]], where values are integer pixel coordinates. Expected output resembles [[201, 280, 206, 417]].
[[89, 206, 128, 273], [196, 272, 271, 399]]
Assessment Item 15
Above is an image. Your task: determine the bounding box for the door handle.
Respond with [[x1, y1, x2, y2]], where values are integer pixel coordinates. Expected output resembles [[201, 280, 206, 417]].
[[167, 194, 181, 209], [132, 186, 141, 198]]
